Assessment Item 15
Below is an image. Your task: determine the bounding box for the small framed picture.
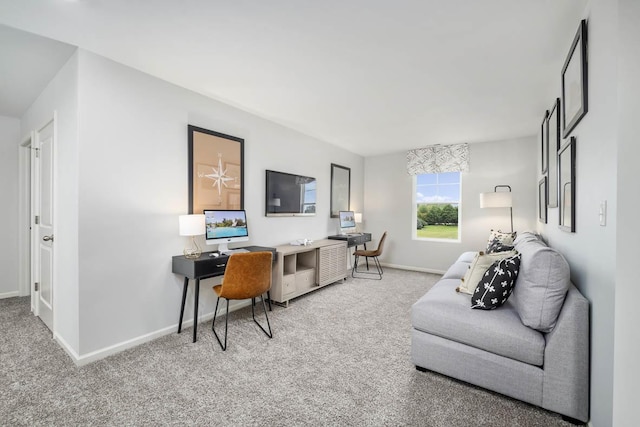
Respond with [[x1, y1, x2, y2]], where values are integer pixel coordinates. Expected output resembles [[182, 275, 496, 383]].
[[538, 177, 547, 224], [541, 110, 549, 174], [558, 137, 576, 232], [562, 20, 588, 138], [547, 98, 561, 208]]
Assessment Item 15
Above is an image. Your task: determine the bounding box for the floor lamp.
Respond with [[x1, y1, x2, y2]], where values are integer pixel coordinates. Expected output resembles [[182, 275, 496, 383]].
[[479, 185, 513, 232]]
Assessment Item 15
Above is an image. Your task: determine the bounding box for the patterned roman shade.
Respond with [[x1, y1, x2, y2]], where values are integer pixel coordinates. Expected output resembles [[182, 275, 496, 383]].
[[406, 143, 470, 175]]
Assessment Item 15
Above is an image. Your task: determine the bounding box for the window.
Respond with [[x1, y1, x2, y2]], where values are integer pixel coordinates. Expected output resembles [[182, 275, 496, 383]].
[[414, 172, 461, 241]]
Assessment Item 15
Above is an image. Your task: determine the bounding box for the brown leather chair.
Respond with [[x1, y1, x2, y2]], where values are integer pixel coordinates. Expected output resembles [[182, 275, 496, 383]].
[[352, 232, 387, 280], [211, 251, 273, 350]]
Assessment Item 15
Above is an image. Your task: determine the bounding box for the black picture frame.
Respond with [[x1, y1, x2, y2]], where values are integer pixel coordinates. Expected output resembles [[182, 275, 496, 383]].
[[538, 177, 548, 223], [561, 19, 588, 138], [541, 110, 549, 174], [547, 98, 561, 208], [330, 163, 350, 218], [188, 125, 244, 214], [558, 137, 576, 232]]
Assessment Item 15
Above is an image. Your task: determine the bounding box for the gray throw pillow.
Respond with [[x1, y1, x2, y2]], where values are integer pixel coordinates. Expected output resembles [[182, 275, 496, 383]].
[[511, 239, 570, 332]]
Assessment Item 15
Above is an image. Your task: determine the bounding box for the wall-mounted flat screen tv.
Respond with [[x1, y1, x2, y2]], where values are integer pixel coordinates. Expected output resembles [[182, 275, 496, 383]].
[[265, 170, 316, 216]]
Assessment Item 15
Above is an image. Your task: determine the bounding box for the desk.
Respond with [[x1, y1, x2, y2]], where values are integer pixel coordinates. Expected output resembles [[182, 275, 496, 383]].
[[327, 232, 372, 248], [172, 245, 276, 343]]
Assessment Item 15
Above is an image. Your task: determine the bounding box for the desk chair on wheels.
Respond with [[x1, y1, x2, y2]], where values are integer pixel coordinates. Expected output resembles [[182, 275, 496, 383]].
[[211, 251, 273, 351], [352, 231, 387, 280]]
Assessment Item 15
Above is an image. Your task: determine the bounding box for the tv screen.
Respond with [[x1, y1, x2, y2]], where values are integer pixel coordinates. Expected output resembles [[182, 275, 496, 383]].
[[265, 170, 316, 216]]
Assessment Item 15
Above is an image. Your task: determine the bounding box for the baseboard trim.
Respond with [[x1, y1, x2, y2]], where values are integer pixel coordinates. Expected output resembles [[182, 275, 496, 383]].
[[0, 291, 20, 300], [60, 299, 253, 366], [379, 262, 445, 275]]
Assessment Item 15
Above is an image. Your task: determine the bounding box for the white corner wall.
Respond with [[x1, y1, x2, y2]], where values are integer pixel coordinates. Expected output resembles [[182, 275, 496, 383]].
[[613, 0, 639, 425], [535, 0, 617, 425], [363, 136, 537, 272], [20, 51, 81, 356], [74, 50, 364, 356], [0, 115, 21, 299]]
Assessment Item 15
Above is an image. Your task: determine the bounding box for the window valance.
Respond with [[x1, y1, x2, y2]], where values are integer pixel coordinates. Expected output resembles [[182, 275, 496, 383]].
[[406, 143, 470, 175]]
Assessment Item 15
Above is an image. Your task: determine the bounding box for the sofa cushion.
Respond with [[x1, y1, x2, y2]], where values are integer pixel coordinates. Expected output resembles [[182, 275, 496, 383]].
[[471, 253, 521, 310], [511, 237, 570, 332], [441, 252, 476, 280], [486, 238, 515, 254], [457, 250, 518, 295], [412, 278, 545, 366]]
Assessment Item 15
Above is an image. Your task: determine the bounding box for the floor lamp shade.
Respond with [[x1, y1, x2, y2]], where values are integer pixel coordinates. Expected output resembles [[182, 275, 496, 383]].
[[479, 185, 513, 232], [479, 192, 513, 208], [179, 214, 205, 259]]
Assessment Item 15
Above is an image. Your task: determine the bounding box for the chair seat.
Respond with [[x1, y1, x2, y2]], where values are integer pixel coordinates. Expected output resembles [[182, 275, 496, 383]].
[[354, 249, 378, 256]]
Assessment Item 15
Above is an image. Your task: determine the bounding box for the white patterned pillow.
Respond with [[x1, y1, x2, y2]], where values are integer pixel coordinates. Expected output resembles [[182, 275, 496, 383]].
[[471, 253, 521, 310], [486, 229, 516, 252], [456, 250, 518, 295]]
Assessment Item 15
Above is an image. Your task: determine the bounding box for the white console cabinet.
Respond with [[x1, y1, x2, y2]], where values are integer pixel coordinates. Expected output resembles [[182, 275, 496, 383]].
[[270, 239, 347, 306]]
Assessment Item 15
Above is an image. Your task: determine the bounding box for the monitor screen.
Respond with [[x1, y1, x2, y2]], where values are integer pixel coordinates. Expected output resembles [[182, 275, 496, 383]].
[[265, 170, 316, 216], [339, 211, 356, 229], [204, 210, 249, 252]]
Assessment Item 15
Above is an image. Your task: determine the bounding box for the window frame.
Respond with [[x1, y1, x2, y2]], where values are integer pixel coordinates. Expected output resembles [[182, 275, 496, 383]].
[[413, 172, 462, 243]]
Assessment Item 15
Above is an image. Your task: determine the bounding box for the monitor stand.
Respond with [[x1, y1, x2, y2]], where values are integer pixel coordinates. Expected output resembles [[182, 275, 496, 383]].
[[217, 242, 230, 254]]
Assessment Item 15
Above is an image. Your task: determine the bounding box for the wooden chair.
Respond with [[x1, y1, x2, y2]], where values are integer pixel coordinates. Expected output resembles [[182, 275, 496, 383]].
[[352, 232, 387, 280], [211, 251, 273, 351]]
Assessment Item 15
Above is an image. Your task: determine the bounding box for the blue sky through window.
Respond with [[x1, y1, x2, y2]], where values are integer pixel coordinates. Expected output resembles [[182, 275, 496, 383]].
[[416, 172, 460, 204]]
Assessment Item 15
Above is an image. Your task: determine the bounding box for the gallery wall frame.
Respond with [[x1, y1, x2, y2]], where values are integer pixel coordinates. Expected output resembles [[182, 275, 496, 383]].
[[541, 110, 549, 174], [538, 177, 548, 224], [547, 98, 561, 208], [188, 125, 244, 214], [558, 137, 576, 232], [330, 163, 350, 218], [561, 19, 588, 138]]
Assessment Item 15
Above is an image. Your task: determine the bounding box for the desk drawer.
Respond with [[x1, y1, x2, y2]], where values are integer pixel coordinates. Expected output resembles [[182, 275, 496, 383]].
[[282, 274, 296, 296], [296, 268, 316, 290]]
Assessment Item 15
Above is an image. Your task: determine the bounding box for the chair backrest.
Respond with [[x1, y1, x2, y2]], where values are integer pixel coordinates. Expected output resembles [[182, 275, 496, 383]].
[[373, 232, 387, 256], [218, 251, 273, 300]]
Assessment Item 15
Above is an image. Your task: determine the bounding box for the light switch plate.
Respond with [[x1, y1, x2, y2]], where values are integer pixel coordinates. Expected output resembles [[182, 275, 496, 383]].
[[599, 201, 607, 226]]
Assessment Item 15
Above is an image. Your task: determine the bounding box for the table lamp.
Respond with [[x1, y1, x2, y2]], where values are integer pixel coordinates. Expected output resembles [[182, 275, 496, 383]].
[[354, 212, 363, 233], [179, 214, 205, 259]]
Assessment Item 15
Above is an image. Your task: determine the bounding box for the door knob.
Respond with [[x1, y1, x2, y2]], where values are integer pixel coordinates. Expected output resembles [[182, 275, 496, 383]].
[[42, 235, 54, 242]]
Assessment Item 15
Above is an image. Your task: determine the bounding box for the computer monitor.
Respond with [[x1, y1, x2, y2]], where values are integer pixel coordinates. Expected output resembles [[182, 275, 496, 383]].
[[204, 209, 249, 253], [339, 211, 356, 234]]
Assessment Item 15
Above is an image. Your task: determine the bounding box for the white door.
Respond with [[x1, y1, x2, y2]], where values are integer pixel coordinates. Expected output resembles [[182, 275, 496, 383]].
[[34, 120, 54, 331]]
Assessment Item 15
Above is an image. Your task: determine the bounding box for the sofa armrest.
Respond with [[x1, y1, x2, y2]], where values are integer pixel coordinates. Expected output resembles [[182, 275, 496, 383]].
[[542, 284, 590, 422]]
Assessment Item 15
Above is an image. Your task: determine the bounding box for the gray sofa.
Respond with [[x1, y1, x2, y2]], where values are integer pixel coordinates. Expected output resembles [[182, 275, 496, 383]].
[[411, 232, 589, 423]]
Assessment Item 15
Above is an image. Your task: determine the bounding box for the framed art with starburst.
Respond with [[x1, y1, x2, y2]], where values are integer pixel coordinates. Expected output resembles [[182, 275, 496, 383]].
[[188, 125, 244, 214]]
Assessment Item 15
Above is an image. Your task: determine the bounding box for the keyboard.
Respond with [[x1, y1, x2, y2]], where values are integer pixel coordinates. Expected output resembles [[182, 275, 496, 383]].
[[222, 248, 250, 255], [347, 233, 362, 236]]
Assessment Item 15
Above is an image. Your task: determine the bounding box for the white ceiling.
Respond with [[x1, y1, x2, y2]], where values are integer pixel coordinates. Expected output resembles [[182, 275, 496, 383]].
[[0, 0, 586, 156]]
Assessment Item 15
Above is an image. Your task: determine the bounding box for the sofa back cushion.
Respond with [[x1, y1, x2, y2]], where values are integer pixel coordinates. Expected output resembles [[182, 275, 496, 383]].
[[511, 236, 570, 332]]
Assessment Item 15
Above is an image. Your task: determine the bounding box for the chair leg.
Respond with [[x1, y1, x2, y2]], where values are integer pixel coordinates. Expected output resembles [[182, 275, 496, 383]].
[[352, 255, 383, 280], [252, 293, 273, 339], [352, 254, 359, 278], [212, 297, 229, 351]]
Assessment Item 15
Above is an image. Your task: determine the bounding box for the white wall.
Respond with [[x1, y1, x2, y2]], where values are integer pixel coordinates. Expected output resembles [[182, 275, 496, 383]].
[[613, 0, 639, 425], [0, 115, 20, 299], [20, 51, 80, 355], [364, 136, 537, 272], [535, 1, 617, 425], [74, 50, 364, 356]]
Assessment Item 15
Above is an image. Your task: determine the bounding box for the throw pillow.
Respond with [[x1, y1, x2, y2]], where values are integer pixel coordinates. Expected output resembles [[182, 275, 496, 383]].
[[471, 253, 521, 310], [486, 237, 515, 254], [486, 229, 516, 252], [456, 249, 518, 294]]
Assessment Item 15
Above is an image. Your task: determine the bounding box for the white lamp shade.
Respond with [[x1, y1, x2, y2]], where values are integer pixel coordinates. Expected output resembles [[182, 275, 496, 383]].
[[179, 214, 205, 236], [354, 213, 363, 223], [480, 192, 513, 208], [268, 197, 281, 207]]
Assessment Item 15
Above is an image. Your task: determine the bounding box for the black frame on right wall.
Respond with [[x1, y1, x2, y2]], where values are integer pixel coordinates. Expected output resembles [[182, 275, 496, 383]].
[[558, 137, 576, 232]]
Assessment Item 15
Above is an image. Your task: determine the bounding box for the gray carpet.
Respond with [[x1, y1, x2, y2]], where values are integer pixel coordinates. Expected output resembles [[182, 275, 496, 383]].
[[0, 268, 577, 426]]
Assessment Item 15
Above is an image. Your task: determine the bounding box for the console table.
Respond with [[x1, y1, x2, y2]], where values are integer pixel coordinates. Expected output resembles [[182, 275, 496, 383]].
[[328, 232, 372, 248], [270, 239, 347, 307], [171, 245, 276, 343]]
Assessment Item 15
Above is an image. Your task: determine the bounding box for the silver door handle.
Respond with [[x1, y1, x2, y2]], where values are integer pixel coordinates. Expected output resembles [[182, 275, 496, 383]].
[[43, 235, 54, 242]]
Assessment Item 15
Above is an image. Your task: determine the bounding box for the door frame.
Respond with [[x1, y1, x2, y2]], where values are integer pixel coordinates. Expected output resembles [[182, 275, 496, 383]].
[[18, 113, 57, 331]]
